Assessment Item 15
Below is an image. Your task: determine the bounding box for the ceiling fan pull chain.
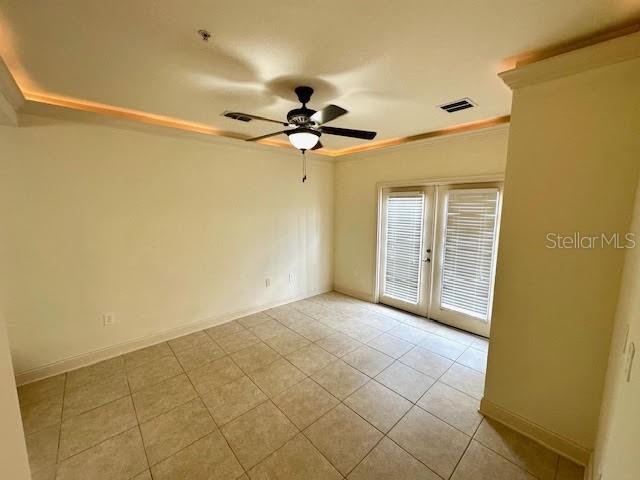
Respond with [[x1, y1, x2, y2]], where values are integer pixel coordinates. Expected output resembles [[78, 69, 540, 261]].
[[302, 150, 307, 183]]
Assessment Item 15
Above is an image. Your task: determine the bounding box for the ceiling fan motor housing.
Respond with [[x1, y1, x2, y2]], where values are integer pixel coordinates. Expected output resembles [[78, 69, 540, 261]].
[[287, 107, 316, 126]]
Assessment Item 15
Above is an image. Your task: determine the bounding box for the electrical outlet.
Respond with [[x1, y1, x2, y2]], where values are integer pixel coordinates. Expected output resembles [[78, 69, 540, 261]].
[[103, 313, 115, 327], [289, 272, 295, 285], [265, 278, 271, 288]]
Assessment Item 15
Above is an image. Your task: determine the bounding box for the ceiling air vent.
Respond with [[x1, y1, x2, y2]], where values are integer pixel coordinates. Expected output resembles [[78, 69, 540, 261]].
[[439, 98, 476, 113]]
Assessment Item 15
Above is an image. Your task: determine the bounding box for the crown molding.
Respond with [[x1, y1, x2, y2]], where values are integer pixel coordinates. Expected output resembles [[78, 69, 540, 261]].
[[17, 90, 509, 159], [500, 29, 640, 90], [0, 57, 24, 125]]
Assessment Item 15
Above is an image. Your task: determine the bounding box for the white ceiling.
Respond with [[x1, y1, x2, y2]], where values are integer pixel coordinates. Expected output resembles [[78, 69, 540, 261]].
[[1, 0, 638, 149]]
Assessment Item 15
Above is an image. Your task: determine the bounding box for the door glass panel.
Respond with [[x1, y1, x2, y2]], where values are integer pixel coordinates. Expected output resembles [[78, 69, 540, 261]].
[[383, 193, 425, 305], [439, 188, 499, 320]]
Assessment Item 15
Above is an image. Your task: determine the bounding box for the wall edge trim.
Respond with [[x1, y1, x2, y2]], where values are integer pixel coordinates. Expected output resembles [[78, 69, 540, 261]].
[[14, 286, 331, 386], [499, 30, 640, 90], [479, 397, 592, 466]]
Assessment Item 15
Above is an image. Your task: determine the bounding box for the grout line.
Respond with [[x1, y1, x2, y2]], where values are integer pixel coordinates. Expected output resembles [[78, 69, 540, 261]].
[[22, 293, 499, 480]]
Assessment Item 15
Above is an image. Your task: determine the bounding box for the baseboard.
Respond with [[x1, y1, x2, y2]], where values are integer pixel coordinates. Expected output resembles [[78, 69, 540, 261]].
[[333, 284, 375, 303], [15, 287, 331, 386], [479, 397, 592, 466]]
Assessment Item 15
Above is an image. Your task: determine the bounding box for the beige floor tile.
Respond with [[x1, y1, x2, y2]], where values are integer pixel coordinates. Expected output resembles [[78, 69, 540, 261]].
[[338, 321, 382, 343], [21, 395, 63, 435], [474, 418, 558, 480], [132, 374, 198, 422], [286, 343, 337, 375], [250, 319, 290, 340], [311, 360, 369, 400], [151, 430, 243, 480], [389, 406, 470, 479], [249, 434, 341, 480], [399, 346, 453, 378], [419, 332, 468, 360], [451, 440, 535, 480], [173, 339, 226, 371], [237, 311, 272, 328], [315, 311, 354, 330], [168, 330, 211, 353], [417, 382, 483, 435], [231, 342, 281, 373], [216, 329, 261, 354], [18, 374, 66, 406], [439, 363, 485, 400], [249, 358, 307, 398], [265, 330, 311, 355], [343, 345, 394, 377], [187, 356, 244, 395], [266, 307, 310, 327], [557, 456, 585, 480], [126, 354, 183, 392], [57, 427, 148, 480], [63, 371, 130, 419], [25, 424, 60, 474], [205, 320, 246, 340], [273, 378, 339, 429], [367, 333, 413, 358], [123, 343, 173, 370], [139, 397, 216, 465], [457, 347, 488, 373], [375, 361, 436, 402], [344, 380, 412, 433], [66, 357, 125, 390], [202, 375, 267, 425], [222, 401, 298, 469], [316, 332, 362, 357], [59, 396, 137, 460], [431, 324, 477, 345], [348, 437, 441, 480], [471, 336, 489, 352], [388, 324, 429, 344], [351, 310, 400, 332], [287, 318, 335, 341], [304, 404, 382, 476]]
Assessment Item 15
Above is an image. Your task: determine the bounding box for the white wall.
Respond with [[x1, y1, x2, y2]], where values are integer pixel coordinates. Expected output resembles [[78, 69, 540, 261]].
[[592, 172, 640, 480], [333, 127, 509, 300], [0, 308, 31, 479], [0, 114, 334, 376], [484, 53, 640, 460]]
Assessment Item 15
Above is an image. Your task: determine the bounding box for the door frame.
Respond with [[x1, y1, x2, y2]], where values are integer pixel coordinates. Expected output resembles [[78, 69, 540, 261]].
[[373, 174, 504, 326]]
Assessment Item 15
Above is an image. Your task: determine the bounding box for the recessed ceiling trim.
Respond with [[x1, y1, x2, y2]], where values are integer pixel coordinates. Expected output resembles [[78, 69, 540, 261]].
[[19, 90, 510, 158]]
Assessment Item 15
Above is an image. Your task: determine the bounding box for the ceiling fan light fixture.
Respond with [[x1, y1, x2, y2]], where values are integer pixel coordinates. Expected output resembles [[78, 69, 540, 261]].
[[287, 128, 320, 151]]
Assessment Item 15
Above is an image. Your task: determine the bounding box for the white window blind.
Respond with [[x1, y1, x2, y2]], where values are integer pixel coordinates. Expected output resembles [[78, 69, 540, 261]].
[[383, 193, 425, 304], [440, 188, 499, 320]]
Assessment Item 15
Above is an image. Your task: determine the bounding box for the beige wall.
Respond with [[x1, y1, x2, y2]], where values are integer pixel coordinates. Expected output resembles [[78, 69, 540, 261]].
[[0, 308, 31, 480], [485, 56, 640, 456], [0, 114, 334, 375], [333, 127, 509, 300], [592, 172, 640, 480]]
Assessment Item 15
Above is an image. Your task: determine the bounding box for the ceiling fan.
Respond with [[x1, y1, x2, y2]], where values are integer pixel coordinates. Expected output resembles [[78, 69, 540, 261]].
[[223, 86, 377, 152]]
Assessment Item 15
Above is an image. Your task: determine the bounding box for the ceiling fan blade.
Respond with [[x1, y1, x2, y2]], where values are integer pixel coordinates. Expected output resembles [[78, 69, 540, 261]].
[[223, 111, 288, 126], [246, 130, 288, 142], [311, 141, 324, 150], [310, 105, 348, 125], [320, 126, 377, 140]]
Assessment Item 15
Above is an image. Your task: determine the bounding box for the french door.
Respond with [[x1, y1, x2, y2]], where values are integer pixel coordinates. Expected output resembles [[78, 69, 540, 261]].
[[378, 182, 502, 337]]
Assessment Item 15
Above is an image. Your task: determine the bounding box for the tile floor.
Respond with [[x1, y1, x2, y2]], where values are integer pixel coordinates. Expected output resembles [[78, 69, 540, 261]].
[[18, 292, 585, 480]]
